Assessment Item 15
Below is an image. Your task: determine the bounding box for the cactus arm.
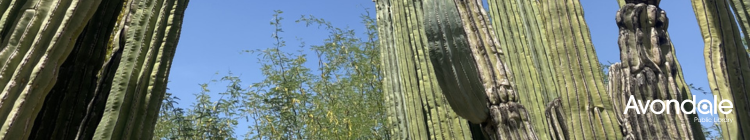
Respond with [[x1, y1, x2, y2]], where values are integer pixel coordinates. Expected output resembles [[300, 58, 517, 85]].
[[692, 0, 750, 139], [118, 0, 175, 139], [111, 0, 160, 138], [138, 1, 187, 139], [124, 0, 170, 138], [423, 0, 540, 139], [28, 2, 124, 139], [727, 0, 750, 46], [0, 0, 102, 139], [91, 0, 188, 139], [424, 0, 488, 124], [376, 0, 479, 139], [0, 0, 189, 138], [93, 0, 150, 139], [1, 0, 98, 138], [0, 0, 24, 48]]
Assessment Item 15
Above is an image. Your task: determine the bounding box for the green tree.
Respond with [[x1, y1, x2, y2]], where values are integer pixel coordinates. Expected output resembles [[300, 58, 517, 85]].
[[152, 75, 245, 140], [245, 10, 386, 139], [154, 10, 386, 139], [244, 10, 315, 139], [296, 12, 386, 139]]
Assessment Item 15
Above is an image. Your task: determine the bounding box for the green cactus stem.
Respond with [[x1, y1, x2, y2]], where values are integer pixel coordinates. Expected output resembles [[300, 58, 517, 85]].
[[375, 0, 476, 139], [0, 0, 188, 139], [691, 0, 750, 139]]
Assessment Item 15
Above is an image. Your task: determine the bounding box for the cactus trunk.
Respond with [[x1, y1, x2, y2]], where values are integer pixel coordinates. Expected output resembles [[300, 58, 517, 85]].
[[483, 0, 621, 139], [691, 0, 750, 139], [424, 0, 538, 139], [0, 0, 189, 139], [726, 0, 750, 50], [607, 1, 705, 139], [0, 0, 103, 139], [375, 0, 477, 139]]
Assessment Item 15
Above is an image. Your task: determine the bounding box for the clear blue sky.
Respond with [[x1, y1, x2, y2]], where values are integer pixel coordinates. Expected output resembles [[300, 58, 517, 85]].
[[167, 0, 719, 137]]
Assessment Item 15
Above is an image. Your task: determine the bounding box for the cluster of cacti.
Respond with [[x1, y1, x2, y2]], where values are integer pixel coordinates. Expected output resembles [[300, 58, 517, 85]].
[[606, 0, 704, 139], [375, 0, 750, 139], [375, 0, 479, 139], [0, 1, 102, 139], [0, 0, 189, 139], [377, 0, 624, 139], [691, 0, 750, 139]]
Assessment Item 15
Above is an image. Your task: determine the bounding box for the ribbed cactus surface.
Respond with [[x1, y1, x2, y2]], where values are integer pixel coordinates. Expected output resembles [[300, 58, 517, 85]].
[[423, 0, 489, 124], [424, 0, 538, 139], [0, 0, 188, 139], [608, 1, 705, 139], [727, 0, 750, 46], [94, 0, 187, 139], [484, 0, 621, 139], [375, 0, 477, 139], [0, 0, 103, 139], [485, 0, 559, 139], [691, 0, 750, 139]]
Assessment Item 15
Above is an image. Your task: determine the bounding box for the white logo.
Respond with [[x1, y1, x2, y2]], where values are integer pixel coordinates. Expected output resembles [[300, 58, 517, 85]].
[[623, 95, 733, 115]]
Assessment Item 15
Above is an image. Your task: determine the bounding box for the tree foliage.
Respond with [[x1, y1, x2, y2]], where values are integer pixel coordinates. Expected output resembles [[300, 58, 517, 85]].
[[153, 10, 385, 139]]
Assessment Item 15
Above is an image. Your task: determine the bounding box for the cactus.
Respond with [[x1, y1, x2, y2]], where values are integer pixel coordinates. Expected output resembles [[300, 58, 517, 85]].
[[726, 0, 750, 50], [607, 1, 705, 139], [26, 0, 126, 139], [483, 0, 621, 139], [377, 0, 627, 139], [484, 0, 559, 139], [424, 0, 538, 139], [0, 0, 188, 139], [691, 0, 750, 139], [375, 0, 477, 139], [0, 0, 103, 139], [377, 0, 637, 139]]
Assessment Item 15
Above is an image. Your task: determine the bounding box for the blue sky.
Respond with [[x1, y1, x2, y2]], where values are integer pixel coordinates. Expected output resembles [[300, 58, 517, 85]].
[[167, 0, 721, 137]]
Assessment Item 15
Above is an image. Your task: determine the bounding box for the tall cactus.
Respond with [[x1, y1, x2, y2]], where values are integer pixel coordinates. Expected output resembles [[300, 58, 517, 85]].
[[0, 0, 103, 139], [378, 0, 629, 139], [483, 0, 621, 139], [424, 0, 538, 139], [485, 0, 559, 138], [607, 0, 704, 139], [0, 0, 189, 139], [375, 0, 478, 139], [726, 0, 750, 50], [691, 0, 750, 139]]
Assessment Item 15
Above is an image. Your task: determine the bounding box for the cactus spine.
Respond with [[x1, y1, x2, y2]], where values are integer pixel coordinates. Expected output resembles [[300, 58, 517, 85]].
[[0, 0, 188, 139], [691, 0, 750, 139]]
